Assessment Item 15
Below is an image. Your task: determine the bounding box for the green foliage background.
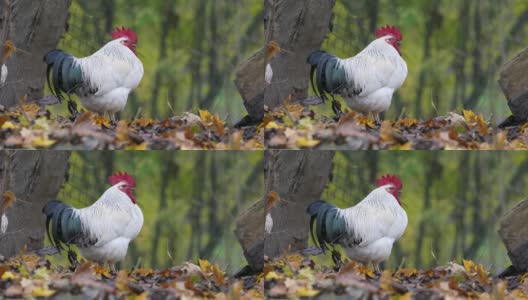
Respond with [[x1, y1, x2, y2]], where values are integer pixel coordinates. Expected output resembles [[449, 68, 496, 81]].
[[54, 151, 263, 272], [50, 0, 263, 123]]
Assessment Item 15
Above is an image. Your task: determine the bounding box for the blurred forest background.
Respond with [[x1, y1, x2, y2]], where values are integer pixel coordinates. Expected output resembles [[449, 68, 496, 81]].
[[52, 0, 263, 122], [316, 0, 528, 121], [53, 151, 263, 271], [320, 151, 528, 271]]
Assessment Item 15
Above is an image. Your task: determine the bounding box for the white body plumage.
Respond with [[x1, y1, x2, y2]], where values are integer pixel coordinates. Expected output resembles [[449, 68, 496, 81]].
[[338, 185, 407, 266], [74, 38, 144, 117], [74, 183, 143, 264], [338, 36, 408, 115]]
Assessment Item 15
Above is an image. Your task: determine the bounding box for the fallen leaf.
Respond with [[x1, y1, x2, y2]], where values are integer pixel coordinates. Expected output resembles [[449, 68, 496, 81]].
[[31, 286, 56, 297]]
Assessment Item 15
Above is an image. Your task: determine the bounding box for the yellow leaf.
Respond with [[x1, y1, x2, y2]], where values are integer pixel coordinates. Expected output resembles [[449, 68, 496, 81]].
[[265, 271, 282, 280], [296, 137, 320, 148], [463, 259, 475, 272], [1, 271, 15, 279], [32, 287, 55, 297], [199, 110, 225, 135], [463, 110, 476, 122], [93, 264, 111, 278], [32, 136, 56, 148], [296, 287, 320, 297], [356, 115, 375, 128], [1, 121, 17, 130], [134, 292, 149, 300], [92, 115, 111, 128], [357, 265, 375, 278], [198, 259, 211, 272], [2, 191, 15, 211], [132, 142, 149, 150], [265, 121, 281, 130]]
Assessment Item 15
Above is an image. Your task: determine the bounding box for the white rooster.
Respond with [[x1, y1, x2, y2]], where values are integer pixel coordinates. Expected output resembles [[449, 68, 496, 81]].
[[307, 174, 407, 272], [42, 172, 143, 271], [307, 25, 408, 122], [44, 27, 144, 122]]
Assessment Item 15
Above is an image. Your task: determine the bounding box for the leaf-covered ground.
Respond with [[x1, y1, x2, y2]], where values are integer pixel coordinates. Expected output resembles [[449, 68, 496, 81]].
[[265, 254, 528, 299], [264, 103, 527, 150], [0, 254, 263, 299], [0, 103, 263, 150]]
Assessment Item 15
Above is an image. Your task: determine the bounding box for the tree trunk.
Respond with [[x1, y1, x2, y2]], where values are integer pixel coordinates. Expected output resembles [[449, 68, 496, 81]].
[[263, 0, 336, 108], [0, 0, 72, 107], [264, 150, 335, 258], [0, 150, 70, 257]]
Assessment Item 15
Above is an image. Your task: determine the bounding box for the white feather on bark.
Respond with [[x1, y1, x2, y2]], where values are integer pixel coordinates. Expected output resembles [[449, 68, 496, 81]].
[[265, 212, 273, 234], [0, 213, 7, 234], [265, 63, 273, 84], [0, 64, 7, 87]]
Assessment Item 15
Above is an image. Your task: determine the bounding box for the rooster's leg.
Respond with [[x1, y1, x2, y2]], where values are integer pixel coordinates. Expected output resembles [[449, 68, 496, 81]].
[[109, 262, 117, 274], [109, 112, 117, 124], [331, 98, 343, 120], [373, 263, 381, 275], [373, 113, 381, 125], [67, 99, 80, 119], [331, 249, 342, 267]]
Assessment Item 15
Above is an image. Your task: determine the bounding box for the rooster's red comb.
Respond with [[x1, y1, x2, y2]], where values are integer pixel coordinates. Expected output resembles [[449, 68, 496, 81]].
[[375, 25, 402, 41], [111, 27, 138, 44], [376, 174, 402, 190], [108, 172, 135, 187]]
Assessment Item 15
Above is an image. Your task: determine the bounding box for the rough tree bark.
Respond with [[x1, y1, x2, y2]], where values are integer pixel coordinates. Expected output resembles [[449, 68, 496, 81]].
[[264, 150, 335, 258], [499, 199, 528, 275], [498, 48, 528, 123], [263, 0, 336, 109], [0, 151, 70, 258], [0, 0, 72, 107]]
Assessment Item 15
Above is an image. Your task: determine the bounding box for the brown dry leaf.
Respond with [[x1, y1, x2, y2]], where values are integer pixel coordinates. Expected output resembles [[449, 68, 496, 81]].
[[267, 41, 281, 61], [115, 120, 129, 142], [379, 121, 396, 143], [379, 271, 395, 292], [211, 264, 225, 286], [1, 191, 15, 212], [285, 254, 304, 272], [132, 118, 155, 128], [267, 191, 280, 210], [115, 270, 129, 291], [3, 40, 16, 63], [133, 268, 155, 278], [21, 254, 40, 272], [199, 110, 225, 135], [284, 104, 304, 121]]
